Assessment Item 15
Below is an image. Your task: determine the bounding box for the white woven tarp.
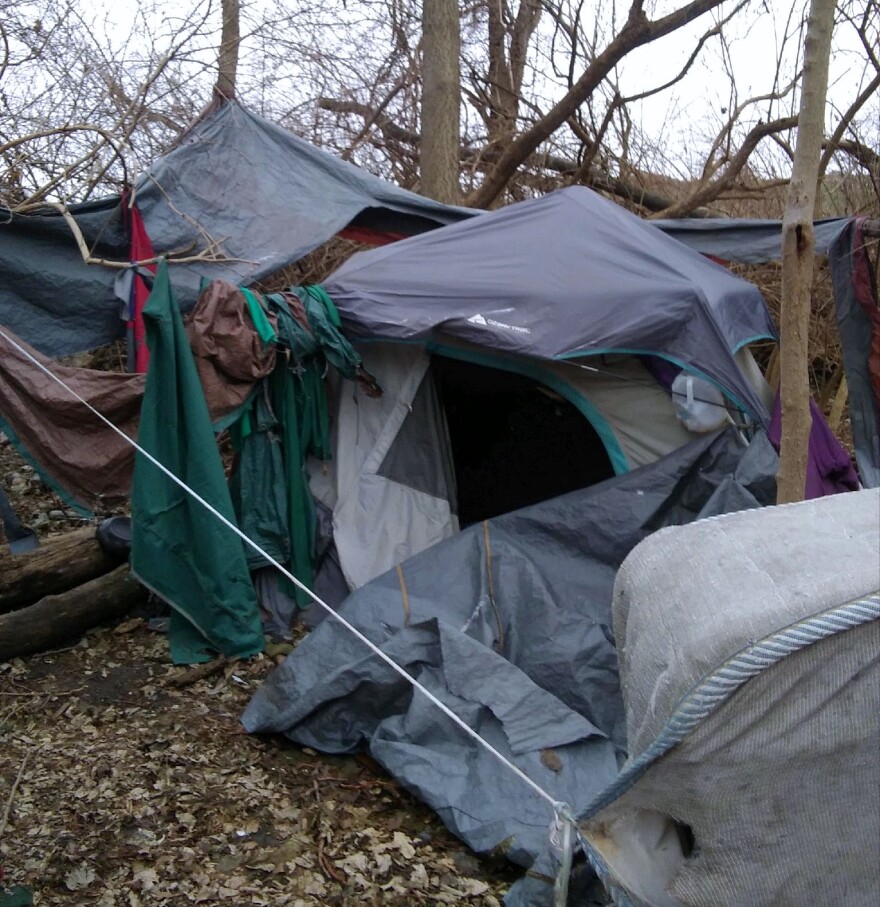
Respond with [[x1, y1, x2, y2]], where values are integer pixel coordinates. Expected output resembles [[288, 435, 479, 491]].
[[581, 488, 880, 907]]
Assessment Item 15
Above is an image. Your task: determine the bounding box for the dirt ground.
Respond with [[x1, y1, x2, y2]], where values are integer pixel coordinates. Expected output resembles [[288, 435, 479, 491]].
[[0, 442, 518, 906]]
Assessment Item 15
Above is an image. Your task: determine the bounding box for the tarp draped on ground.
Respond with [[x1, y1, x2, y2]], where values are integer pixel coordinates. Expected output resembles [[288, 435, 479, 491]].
[[242, 427, 781, 906]]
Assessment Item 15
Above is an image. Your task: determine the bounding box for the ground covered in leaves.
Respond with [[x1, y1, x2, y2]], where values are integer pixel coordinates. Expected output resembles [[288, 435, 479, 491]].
[[0, 413, 521, 905], [0, 623, 519, 905]]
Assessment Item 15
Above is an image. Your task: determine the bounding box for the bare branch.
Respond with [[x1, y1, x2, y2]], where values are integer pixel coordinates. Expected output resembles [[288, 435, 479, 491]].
[[819, 71, 880, 176], [651, 115, 798, 218], [466, 0, 730, 208]]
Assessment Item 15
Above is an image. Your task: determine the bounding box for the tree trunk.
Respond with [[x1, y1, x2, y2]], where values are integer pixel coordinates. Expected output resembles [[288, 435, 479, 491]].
[[421, 0, 460, 204], [776, 0, 835, 504], [0, 529, 120, 615], [0, 565, 147, 661], [215, 0, 240, 101]]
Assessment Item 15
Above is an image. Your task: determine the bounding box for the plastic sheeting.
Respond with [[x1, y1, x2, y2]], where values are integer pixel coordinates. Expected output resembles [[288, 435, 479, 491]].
[[242, 428, 780, 905], [0, 102, 471, 358], [829, 219, 880, 487]]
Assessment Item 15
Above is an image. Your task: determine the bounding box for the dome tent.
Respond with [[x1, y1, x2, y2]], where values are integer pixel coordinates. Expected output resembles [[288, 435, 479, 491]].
[[310, 186, 776, 591]]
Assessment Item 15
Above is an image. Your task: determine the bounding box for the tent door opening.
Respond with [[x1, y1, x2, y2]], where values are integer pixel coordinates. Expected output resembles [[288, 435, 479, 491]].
[[431, 355, 616, 526]]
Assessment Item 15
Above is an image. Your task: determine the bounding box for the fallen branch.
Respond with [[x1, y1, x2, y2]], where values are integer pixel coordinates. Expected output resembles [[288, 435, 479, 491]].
[[0, 565, 147, 661], [162, 656, 228, 688], [0, 528, 119, 615], [0, 751, 30, 843]]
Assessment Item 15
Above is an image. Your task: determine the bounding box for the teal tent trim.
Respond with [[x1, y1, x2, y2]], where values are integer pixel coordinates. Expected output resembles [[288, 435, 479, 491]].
[[731, 333, 776, 354], [426, 342, 630, 475], [130, 260, 264, 664]]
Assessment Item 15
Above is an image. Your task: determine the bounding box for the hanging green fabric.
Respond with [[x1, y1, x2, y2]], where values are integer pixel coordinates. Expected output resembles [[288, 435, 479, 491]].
[[224, 289, 367, 608], [131, 261, 264, 664], [228, 385, 291, 572], [240, 287, 278, 345]]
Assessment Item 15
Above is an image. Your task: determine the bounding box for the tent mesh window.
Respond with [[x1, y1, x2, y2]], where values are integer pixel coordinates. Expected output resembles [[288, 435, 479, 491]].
[[429, 356, 615, 526]]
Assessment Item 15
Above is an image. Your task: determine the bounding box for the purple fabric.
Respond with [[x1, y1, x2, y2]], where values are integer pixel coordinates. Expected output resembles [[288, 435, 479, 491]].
[[641, 355, 680, 390], [768, 394, 861, 498]]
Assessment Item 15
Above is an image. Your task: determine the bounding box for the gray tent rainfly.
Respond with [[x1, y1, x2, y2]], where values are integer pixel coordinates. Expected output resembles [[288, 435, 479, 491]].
[[301, 189, 780, 596], [324, 186, 778, 423]]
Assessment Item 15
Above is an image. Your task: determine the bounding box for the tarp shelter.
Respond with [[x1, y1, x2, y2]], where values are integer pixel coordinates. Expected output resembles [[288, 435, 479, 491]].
[[243, 428, 787, 907], [0, 99, 873, 485], [657, 216, 879, 489], [0, 100, 472, 359]]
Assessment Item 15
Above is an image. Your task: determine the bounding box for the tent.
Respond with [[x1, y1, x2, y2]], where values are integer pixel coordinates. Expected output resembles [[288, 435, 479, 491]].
[[302, 186, 778, 593]]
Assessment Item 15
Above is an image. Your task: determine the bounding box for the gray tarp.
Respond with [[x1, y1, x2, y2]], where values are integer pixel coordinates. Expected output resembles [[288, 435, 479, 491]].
[[242, 428, 780, 906], [828, 220, 879, 487], [661, 213, 878, 488], [651, 216, 850, 263], [0, 101, 471, 358], [325, 188, 777, 422]]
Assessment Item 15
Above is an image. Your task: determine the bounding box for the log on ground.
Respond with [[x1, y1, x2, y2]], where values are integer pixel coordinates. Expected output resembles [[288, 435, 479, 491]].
[[0, 528, 120, 614], [0, 565, 148, 661]]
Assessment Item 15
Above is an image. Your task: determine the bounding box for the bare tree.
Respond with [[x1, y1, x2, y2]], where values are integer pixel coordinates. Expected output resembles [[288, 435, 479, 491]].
[[776, 0, 836, 503], [215, 0, 240, 101], [1, 0, 876, 223]]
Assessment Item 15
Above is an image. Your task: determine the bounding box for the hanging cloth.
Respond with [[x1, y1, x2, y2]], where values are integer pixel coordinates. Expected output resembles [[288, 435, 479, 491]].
[[121, 188, 158, 373]]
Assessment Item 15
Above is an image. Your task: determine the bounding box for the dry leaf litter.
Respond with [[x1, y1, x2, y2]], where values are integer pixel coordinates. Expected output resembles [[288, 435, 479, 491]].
[[1, 622, 519, 905], [0, 443, 517, 905]]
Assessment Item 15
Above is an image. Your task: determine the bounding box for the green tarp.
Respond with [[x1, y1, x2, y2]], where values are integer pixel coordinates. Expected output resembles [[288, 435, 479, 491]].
[[131, 262, 264, 664]]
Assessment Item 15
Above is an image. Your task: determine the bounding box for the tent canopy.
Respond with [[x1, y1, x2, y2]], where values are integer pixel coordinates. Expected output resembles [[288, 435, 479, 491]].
[[325, 187, 778, 420]]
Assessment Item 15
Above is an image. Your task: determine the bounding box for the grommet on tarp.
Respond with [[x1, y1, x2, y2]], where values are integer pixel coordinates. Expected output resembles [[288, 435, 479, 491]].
[[550, 801, 576, 907]]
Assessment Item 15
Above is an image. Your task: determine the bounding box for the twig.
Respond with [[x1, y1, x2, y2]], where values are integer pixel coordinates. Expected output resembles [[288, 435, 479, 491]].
[[317, 836, 344, 882], [163, 656, 227, 688], [0, 751, 31, 842]]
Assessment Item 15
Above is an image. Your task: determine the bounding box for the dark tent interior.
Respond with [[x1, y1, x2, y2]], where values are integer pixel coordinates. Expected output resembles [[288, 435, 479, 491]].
[[431, 356, 615, 525]]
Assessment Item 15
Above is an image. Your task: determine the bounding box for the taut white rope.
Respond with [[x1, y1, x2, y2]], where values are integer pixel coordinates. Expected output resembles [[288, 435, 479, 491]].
[[0, 326, 573, 821]]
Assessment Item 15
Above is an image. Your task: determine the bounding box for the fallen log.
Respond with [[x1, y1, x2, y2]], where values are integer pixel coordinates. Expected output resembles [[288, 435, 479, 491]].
[[0, 565, 148, 661], [0, 528, 119, 615]]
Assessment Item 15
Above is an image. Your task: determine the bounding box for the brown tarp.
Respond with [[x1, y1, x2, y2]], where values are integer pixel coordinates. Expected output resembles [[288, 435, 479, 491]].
[[186, 281, 277, 422], [0, 330, 144, 509], [0, 281, 278, 510]]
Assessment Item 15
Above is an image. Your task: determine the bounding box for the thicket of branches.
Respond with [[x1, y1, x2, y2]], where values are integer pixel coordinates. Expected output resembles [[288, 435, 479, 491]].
[[1, 0, 877, 216]]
